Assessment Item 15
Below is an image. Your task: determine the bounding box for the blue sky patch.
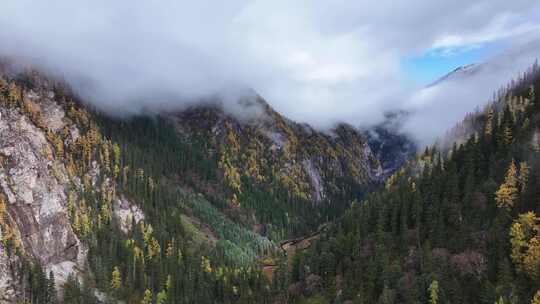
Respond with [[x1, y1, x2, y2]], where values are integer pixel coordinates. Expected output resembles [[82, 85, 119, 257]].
[[402, 42, 504, 85]]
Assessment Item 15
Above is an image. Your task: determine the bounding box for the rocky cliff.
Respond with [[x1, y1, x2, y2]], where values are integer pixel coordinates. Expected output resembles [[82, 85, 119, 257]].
[[171, 99, 384, 205], [0, 81, 85, 301], [0, 64, 144, 302]]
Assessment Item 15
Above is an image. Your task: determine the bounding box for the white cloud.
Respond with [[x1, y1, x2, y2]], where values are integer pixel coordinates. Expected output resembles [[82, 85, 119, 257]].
[[0, 0, 539, 139], [433, 15, 540, 49], [404, 37, 540, 146]]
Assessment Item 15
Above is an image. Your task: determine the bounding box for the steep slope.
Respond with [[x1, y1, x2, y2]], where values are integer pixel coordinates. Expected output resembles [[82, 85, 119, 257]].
[[162, 99, 384, 238], [0, 71, 92, 301], [0, 60, 412, 303], [365, 111, 417, 178], [0, 64, 277, 303], [288, 63, 540, 303]]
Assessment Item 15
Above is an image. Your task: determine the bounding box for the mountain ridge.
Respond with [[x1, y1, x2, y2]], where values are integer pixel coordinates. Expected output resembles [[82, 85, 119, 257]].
[[0, 60, 414, 303]]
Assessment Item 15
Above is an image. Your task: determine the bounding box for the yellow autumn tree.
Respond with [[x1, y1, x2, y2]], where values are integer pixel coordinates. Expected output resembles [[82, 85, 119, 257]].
[[495, 160, 519, 210], [201, 256, 212, 273], [100, 141, 111, 172], [110, 266, 122, 290], [428, 280, 439, 304], [510, 212, 540, 279], [0, 195, 6, 224], [141, 222, 161, 260], [141, 289, 153, 304], [156, 290, 167, 304], [532, 290, 540, 304]]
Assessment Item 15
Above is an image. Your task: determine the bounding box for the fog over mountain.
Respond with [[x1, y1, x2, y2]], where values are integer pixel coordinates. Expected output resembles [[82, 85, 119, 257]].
[[1, 0, 540, 143], [404, 37, 540, 145]]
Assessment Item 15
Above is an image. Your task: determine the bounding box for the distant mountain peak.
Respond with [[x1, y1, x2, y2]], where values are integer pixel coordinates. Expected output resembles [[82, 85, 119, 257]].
[[428, 63, 480, 87]]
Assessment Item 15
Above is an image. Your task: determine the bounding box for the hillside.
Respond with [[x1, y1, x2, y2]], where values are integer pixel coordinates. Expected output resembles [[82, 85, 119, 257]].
[[288, 63, 540, 303], [1, 57, 539, 304], [0, 61, 410, 303]]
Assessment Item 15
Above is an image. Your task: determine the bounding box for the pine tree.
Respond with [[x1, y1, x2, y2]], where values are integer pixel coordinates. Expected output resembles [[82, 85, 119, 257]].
[[47, 271, 57, 304], [519, 162, 530, 192], [63, 274, 82, 303], [502, 125, 513, 146], [378, 285, 395, 304], [485, 107, 494, 137]]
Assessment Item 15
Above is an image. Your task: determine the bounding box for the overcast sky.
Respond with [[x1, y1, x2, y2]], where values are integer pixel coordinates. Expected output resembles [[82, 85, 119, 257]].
[[1, 1, 540, 143]]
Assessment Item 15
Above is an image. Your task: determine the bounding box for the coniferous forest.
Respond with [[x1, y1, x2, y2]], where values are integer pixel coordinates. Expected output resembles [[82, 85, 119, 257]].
[[288, 63, 540, 303], [1, 49, 540, 304]]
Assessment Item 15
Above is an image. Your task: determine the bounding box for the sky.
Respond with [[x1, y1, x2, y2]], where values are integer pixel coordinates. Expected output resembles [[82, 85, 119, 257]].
[[403, 43, 501, 85], [1, 1, 540, 144]]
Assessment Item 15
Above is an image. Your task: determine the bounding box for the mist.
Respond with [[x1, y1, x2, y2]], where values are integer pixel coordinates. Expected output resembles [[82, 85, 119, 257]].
[[1, 0, 540, 144], [403, 37, 540, 146]]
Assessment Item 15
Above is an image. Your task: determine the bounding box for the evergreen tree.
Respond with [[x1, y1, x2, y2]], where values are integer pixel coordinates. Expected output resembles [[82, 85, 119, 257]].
[[47, 271, 57, 304]]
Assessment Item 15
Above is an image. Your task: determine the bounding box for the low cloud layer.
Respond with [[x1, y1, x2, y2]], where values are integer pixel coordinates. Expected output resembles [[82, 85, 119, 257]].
[[404, 37, 540, 146], [1, 1, 540, 143]]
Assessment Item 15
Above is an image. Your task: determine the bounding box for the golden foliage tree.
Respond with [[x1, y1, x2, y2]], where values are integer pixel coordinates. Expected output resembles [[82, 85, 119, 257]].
[[495, 160, 519, 210], [110, 266, 122, 290], [510, 212, 540, 279], [532, 290, 540, 304], [428, 280, 439, 304], [141, 289, 153, 304], [531, 290, 540, 304]]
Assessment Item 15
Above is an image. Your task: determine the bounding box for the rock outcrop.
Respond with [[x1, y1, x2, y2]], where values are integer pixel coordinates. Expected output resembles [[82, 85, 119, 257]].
[[113, 195, 145, 234], [0, 88, 87, 301], [172, 101, 385, 204]]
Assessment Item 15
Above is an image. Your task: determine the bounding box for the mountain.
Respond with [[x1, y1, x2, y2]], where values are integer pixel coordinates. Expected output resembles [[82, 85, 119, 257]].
[[429, 39, 540, 90], [428, 63, 480, 87], [289, 62, 540, 303], [2, 51, 539, 304], [365, 111, 417, 177], [0, 60, 414, 303], [98, 92, 391, 239]]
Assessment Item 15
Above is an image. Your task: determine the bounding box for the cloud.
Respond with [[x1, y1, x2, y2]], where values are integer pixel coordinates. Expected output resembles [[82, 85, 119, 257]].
[[403, 37, 540, 146], [0, 0, 539, 139]]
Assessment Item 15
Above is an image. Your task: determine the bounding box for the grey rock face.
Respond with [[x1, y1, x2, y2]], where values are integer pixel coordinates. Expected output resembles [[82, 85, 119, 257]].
[[0, 91, 85, 300], [113, 195, 145, 234]]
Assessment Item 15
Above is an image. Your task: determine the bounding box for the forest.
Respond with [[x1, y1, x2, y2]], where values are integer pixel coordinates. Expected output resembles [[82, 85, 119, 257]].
[[288, 63, 540, 303], [1, 59, 540, 304]]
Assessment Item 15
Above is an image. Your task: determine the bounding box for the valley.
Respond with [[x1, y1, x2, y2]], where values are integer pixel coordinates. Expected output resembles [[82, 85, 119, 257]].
[[0, 36, 539, 304], [0, 61, 413, 303]]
